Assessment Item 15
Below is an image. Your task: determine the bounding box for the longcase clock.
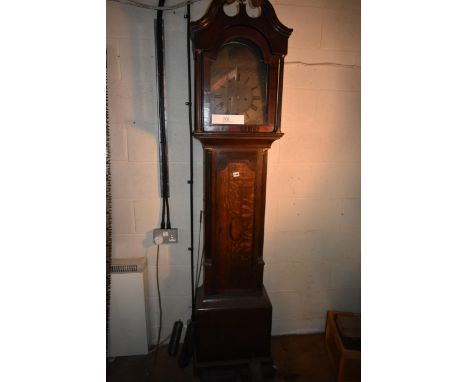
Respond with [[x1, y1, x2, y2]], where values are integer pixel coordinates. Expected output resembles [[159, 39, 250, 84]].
[[190, 0, 292, 372]]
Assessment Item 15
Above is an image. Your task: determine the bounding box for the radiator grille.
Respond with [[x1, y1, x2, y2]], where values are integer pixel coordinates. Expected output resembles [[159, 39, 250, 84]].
[[111, 264, 137, 273], [110, 257, 146, 273]]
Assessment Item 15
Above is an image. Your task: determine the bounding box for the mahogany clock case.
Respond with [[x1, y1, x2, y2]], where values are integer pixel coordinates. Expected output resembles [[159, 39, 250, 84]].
[[190, 0, 292, 369]]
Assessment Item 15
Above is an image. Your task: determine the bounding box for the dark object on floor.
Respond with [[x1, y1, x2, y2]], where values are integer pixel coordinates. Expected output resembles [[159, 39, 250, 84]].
[[325, 311, 361, 382], [179, 320, 194, 368], [107, 333, 335, 382], [169, 320, 184, 356]]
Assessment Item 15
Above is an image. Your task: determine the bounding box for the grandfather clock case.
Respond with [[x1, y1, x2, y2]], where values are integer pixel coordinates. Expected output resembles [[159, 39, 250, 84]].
[[191, 0, 292, 369]]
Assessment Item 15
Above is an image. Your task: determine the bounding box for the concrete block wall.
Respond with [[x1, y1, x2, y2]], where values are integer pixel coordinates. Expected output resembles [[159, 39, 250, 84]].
[[107, 0, 360, 341]]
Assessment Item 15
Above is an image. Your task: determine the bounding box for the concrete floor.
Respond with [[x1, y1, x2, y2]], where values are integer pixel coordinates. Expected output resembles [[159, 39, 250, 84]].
[[107, 333, 336, 382]]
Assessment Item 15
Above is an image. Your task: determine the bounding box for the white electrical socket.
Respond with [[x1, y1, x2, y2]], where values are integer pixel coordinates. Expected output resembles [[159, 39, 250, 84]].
[[153, 228, 178, 244]]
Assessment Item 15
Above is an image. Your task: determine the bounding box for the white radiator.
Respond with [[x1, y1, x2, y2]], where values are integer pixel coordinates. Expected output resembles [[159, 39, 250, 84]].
[[109, 257, 150, 357]]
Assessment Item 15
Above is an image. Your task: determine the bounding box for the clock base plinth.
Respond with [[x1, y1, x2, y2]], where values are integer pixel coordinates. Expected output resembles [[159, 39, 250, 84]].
[[194, 358, 275, 381], [194, 285, 273, 367]]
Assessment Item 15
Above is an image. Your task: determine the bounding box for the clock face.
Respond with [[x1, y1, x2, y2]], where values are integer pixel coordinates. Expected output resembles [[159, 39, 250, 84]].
[[204, 41, 268, 129]]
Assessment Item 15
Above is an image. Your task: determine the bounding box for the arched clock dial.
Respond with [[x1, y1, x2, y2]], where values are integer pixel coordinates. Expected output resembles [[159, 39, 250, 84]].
[[206, 41, 267, 126], [211, 69, 263, 124]]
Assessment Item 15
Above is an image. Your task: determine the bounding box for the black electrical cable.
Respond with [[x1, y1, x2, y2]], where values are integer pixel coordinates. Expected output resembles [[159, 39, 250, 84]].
[[165, 198, 171, 229], [147, 333, 171, 354], [146, 244, 163, 376], [177, 2, 195, 370], [155, 244, 162, 353], [185, 0, 195, 313], [155, 0, 171, 230], [148, 1, 166, 377], [160, 195, 166, 229], [109, 0, 203, 11]]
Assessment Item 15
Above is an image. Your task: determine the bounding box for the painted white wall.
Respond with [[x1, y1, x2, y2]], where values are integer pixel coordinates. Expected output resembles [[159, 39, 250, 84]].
[[107, 0, 360, 343]]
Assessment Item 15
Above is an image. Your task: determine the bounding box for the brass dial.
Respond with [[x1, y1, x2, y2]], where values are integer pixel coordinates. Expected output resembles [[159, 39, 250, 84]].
[[206, 42, 267, 126], [211, 69, 263, 123]]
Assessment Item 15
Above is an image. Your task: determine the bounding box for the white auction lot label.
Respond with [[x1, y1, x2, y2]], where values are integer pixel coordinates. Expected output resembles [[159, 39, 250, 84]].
[[212, 114, 245, 125]]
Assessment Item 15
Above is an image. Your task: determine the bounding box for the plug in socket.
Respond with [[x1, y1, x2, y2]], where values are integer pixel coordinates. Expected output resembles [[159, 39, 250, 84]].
[[153, 228, 178, 244]]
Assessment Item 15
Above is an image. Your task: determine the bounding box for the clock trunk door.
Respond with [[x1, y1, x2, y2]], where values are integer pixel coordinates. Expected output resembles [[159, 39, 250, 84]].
[[207, 149, 266, 295]]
